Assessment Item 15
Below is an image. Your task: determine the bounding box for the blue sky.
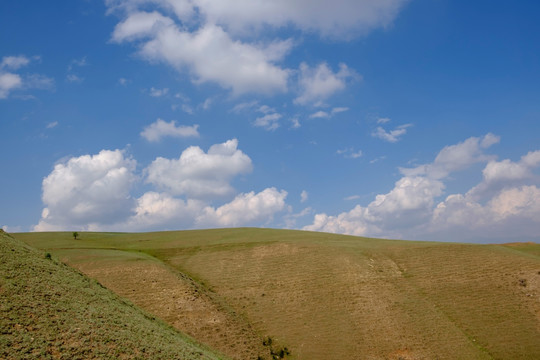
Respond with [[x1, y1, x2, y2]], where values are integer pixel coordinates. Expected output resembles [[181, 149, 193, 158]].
[[1, 0, 539, 242]]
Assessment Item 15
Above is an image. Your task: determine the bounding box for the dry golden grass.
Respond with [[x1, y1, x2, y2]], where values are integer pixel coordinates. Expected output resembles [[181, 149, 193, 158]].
[[15, 228, 540, 360]]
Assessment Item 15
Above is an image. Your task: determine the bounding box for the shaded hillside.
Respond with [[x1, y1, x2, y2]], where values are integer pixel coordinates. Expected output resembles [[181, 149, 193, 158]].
[[0, 230, 227, 360], [16, 229, 540, 360]]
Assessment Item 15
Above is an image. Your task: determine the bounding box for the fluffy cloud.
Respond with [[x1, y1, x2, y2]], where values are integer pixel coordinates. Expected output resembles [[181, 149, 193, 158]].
[[34, 141, 289, 231], [400, 133, 500, 179], [111, 10, 175, 42], [191, 0, 408, 38], [0, 55, 53, 99], [370, 177, 443, 216], [145, 139, 253, 198], [429, 185, 540, 242], [108, 0, 407, 37], [121, 191, 205, 231], [109, 188, 287, 231], [254, 113, 282, 131], [461, 150, 540, 202], [426, 149, 540, 240], [34, 150, 137, 231], [305, 207, 371, 236], [197, 188, 287, 227], [1, 55, 31, 70], [295, 62, 357, 105], [250, 104, 285, 130], [0, 55, 27, 98], [141, 118, 199, 141], [305, 134, 540, 242], [489, 185, 540, 218], [482, 150, 540, 183], [372, 123, 412, 143], [107, 1, 405, 97], [305, 176, 444, 237], [0, 72, 22, 99], [112, 10, 291, 95]]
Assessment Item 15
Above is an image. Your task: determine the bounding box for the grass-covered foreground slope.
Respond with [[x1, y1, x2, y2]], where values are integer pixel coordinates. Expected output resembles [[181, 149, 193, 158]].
[[15, 228, 540, 360], [0, 230, 228, 360]]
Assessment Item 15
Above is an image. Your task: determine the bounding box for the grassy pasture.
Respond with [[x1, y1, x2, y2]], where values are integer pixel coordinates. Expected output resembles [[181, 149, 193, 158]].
[[0, 230, 228, 360], [13, 228, 540, 360]]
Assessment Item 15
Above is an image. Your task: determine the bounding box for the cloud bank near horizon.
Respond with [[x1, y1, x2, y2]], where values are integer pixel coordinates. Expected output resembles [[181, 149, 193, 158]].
[[304, 134, 540, 242], [33, 129, 540, 243], [34, 138, 288, 232]]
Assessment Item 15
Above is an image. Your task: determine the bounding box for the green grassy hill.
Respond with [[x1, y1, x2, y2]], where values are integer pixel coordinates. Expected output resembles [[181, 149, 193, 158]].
[[12, 228, 540, 360], [0, 229, 228, 360]]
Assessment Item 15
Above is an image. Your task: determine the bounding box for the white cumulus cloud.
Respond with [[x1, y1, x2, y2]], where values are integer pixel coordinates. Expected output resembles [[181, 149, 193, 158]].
[[0, 55, 54, 99], [305, 176, 444, 238], [305, 134, 540, 242], [368, 176, 444, 227], [191, 0, 408, 38], [33, 141, 291, 231], [106, 0, 409, 98], [482, 150, 540, 183], [111, 10, 175, 42], [121, 191, 205, 231], [141, 118, 199, 142], [295, 62, 357, 105], [34, 150, 137, 231], [118, 188, 288, 231], [145, 138, 253, 198], [489, 185, 540, 218], [112, 10, 291, 95], [304, 206, 372, 237], [429, 185, 540, 242], [254, 113, 282, 131], [0, 72, 22, 99], [400, 133, 500, 179], [197, 187, 288, 227], [109, 0, 407, 37]]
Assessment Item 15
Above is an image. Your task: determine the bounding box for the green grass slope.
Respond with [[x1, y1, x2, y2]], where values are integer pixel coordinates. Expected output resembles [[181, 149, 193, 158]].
[[0, 230, 228, 360], [15, 228, 540, 360]]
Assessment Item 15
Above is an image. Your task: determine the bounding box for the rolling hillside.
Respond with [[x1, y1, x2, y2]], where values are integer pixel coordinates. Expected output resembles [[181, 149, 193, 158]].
[[13, 228, 540, 360], [0, 229, 228, 360]]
